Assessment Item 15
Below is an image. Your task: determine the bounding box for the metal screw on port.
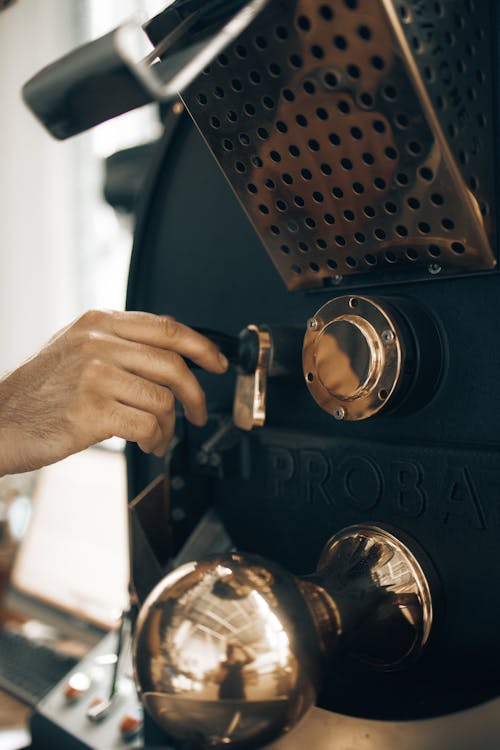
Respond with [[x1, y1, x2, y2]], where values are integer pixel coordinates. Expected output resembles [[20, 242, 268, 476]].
[[381, 329, 395, 345], [333, 407, 346, 420], [307, 318, 319, 330]]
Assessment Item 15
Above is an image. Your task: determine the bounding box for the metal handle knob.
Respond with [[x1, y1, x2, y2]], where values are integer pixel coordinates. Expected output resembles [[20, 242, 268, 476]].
[[132, 524, 434, 748]]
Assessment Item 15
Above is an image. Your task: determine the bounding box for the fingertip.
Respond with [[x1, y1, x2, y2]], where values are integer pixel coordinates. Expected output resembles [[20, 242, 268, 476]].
[[217, 353, 229, 372], [184, 408, 208, 428]]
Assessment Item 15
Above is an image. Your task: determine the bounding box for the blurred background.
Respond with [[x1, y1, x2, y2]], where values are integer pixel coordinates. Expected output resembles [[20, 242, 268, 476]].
[[0, 6, 173, 736], [0, 0, 166, 375]]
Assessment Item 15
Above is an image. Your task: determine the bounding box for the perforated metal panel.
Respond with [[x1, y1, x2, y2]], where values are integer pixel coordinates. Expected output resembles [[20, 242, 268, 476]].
[[183, 0, 496, 291]]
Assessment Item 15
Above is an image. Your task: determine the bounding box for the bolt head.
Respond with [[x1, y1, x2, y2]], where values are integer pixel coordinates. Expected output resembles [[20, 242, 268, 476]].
[[307, 318, 319, 330], [333, 407, 346, 421], [381, 329, 395, 345], [428, 262, 442, 275]]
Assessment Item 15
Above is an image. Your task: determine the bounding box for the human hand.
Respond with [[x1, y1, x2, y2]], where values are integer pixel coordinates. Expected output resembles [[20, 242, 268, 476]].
[[0, 310, 228, 476]]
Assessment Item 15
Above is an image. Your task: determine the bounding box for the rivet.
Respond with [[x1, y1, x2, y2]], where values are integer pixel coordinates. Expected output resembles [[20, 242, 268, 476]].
[[307, 318, 319, 330], [381, 329, 395, 344], [333, 407, 346, 420], [428, 262, 442, 275]]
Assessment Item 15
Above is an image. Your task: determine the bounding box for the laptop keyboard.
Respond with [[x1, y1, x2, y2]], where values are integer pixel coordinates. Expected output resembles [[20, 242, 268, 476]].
[[0, 628, 78, 705]]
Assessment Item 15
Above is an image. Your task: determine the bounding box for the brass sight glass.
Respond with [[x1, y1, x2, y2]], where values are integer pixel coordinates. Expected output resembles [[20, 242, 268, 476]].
[[133, 524, 434, 749], [303, 294, 442, 420]]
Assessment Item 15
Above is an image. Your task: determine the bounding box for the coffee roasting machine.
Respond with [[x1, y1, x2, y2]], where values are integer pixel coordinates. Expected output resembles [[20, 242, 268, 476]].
[[21, 1, 500, 748]]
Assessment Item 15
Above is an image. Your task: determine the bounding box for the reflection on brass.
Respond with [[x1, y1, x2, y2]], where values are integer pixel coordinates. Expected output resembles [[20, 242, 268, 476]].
[[233, 324, 272, 430], [133, 525, 434, 748], [183, 0, 495, 290], [303, 295, 403, 420]]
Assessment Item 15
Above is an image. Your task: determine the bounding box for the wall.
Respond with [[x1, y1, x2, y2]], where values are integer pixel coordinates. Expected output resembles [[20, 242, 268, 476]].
[[0, 0, 82, 374]]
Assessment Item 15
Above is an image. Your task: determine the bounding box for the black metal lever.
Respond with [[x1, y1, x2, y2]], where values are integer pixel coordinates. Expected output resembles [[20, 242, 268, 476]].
[[22, 0, 268, 140], [194, 325, 304, 380]]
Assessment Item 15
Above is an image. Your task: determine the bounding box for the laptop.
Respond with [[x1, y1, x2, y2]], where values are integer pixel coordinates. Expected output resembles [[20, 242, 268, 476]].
[[0, 447, 130, 703]]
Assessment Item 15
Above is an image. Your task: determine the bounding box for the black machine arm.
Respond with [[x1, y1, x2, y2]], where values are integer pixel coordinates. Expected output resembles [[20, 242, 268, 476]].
[[22, 0, 268, 140]]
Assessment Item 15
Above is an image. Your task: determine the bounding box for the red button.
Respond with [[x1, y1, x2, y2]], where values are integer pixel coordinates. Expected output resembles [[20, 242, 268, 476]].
[[119, 714, 143, 740]]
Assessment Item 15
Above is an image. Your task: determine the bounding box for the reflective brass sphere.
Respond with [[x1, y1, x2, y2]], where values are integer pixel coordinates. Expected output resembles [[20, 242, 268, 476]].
[[133, 526, 434, 749], [133, 553, 321, 748]]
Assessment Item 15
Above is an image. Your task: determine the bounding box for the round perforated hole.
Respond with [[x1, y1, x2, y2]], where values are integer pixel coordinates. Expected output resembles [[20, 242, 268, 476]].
[[297, 14, 311, 31], [248, 70, 261, 85], [358, 24, 372, 41], [324, 71, 339, 88], [371, 55, 385, 70], [334, 35, 348, 50], [419, 167, 434, 181], [275, 25, 288, 41]]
